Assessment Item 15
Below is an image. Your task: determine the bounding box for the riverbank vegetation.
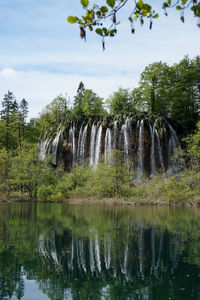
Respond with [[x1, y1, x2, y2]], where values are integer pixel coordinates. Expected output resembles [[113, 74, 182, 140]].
[[0, 56, 200, 204]]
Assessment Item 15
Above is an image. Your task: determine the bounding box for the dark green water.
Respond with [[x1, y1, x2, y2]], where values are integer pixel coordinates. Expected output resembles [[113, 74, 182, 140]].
[[0, 203, 200, 300]]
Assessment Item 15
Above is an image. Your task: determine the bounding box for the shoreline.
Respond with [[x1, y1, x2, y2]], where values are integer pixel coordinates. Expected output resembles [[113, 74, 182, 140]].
[[1, 197, 200, 207]]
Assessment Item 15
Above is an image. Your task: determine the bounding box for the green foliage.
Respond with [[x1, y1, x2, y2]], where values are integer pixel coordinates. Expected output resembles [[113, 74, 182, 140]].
[[89, 151, 131, 198], [72, 83, 107, 120], [68, 1, 200, 47], [39, 95, 70, 128], [185, 118, 200, 169], [107, 88, 137, 115], [139, 61, 172, 116], [8, 143, 42, 199], [37, 185, 54, 202], [169, 56, 200, 131]]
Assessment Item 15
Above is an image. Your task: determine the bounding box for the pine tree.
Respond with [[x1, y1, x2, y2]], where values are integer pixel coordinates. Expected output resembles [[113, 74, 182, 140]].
[[1, 91, 15, 124], [74, 81, 85, 107], [19, 98, 29, 139]]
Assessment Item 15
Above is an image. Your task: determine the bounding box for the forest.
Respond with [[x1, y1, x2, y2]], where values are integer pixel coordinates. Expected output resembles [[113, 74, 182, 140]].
[[0, 56, 200, 204]]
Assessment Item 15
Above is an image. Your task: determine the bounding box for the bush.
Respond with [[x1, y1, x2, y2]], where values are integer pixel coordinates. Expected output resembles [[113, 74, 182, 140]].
[[37, 185, 54, 202]]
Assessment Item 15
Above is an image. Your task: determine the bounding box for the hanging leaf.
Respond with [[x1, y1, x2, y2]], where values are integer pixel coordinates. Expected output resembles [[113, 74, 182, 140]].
[[106, 0, 115, 8], [81, 0, 89, 8], [96, 28, 103, 35], [100, 6, 108, 13], [67, 16, 77, 24], [80, 26, 86, 40]]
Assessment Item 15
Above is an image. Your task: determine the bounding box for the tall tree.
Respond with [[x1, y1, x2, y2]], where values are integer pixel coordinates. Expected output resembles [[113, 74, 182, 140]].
[[107, 88, 137, 115], [1, 91, 15, 124], [19, 98, 29, 139], [138, 62, 172, 116]]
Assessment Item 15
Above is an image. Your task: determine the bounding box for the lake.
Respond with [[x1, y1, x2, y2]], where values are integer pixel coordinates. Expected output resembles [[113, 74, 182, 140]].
[[0, 203, 200, 299]]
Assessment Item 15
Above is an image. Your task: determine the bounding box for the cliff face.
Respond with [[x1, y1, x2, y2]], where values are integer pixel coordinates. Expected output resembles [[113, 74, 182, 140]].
[[40, 117, 181, 178]]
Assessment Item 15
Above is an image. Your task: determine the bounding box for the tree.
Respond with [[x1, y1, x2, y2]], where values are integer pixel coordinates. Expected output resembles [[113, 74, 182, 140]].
[[68, 0, 200, 49], [0, 91, 19, 150], [1, 91, 15, 124], [8, 143, 42, 199], [82, 89, 106, 117], [39, 95, 70, 128], [91, 150, 130, 197], [107, 87, 137, 115], [169, 56, 200, 132], [19, 98, 29, 140], [72, 83, 107, 119], [138, 62, 172, 116]]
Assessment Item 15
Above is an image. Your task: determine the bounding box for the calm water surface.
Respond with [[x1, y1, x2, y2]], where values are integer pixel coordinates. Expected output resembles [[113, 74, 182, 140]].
[[0, 203, 200, 300]]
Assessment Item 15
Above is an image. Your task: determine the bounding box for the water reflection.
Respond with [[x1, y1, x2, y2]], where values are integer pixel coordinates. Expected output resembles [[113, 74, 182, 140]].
[[0, 204, 200, 299]]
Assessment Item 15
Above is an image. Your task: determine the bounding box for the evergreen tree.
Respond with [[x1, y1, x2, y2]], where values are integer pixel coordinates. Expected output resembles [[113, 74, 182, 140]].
[[1, 91, 15, 124], [19, 98, 29, 139], [74, 81, 85, 107]]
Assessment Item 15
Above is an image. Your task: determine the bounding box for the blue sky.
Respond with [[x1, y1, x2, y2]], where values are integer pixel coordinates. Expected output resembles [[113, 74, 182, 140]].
[[0, 0, 199, 118]]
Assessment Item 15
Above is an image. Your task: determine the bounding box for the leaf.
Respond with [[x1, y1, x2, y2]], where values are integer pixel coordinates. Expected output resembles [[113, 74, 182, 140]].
[[136, 0, 144, 10], [81, 0, 89, 8], [100, 6, 108, 13], [181, 0, 188, 5], [106, 0, 115, 8], [154, 13, 159, 18], [176, 5, 182, 10], [67, 16, 78, 24], [95, 28, 102, 36]]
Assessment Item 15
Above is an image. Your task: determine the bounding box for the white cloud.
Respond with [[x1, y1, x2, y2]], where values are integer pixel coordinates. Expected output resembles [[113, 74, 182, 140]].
[[0, 68, 23, 79]]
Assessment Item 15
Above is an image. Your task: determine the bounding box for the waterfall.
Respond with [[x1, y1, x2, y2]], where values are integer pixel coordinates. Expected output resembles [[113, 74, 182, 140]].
[[150, 122, 164, 175], [80, 124, 88, 165], [168, 124, 181, 173], [154, 128, 164, 169], [94, 125, 102, 167], [39, 139, 50, 161], [52, 130, 61, 165], [77, 124, 83, 163], [104, 128, 112, 162], [69, 123, 76, 166], [121, 118, 131, 163], [113, 120, 118, 149], [137, 120, 145, 180], [150, 124, 156, 176], [89, 123, 97, 166]]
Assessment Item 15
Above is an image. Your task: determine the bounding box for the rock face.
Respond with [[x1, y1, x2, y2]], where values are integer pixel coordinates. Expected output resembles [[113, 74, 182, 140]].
[[40, 117, 181, 178]]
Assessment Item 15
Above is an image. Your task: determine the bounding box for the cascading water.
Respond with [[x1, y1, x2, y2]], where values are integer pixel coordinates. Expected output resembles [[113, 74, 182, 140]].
[[113, 120, 118, 149], [154, 128, 164, 170], [104, 128, 112, 161], [69, 122, 76, 166], [150, 124, 156, 176], [94, 124, 102, 168], [77, 124, 83, 163], [121, 118, 131, 163], [80, 124, 88, 165], [89, 123, 97, 166], [42, 117, 181, 176], [168, 124, 181, 173], [137, 120, 145, 180], [39, 139, 49, 161], [150, 122, 164, 175], [52, 130, 61, 165]]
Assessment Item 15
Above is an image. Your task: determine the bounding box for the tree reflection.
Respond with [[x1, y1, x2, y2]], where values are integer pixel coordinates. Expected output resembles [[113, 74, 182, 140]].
[[0, 203, 200, 299]]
